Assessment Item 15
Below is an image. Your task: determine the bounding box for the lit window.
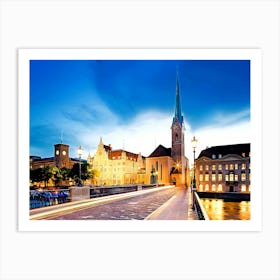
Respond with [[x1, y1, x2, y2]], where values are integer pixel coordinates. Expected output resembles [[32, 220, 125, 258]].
[[205, 174, 209, 181], [199, 165, 203, 171], [225, 174, 229, 181], [205, 165, 209, 171], [218, 164, 222, 171], [218, 154, 222, 158], [229, 173, 234, 181], [218, 174, 222, 181], [205, 184, 209, 191], [212, 165, 216, 171], [212, 154, 216, 159], [199, 174, 203, 181], [235, 174, 238, 181], [235, 164, 238, 170], [230, 164, 234, 170], [241, 173, 246, 181], [225, 164, 228, 170], [249, 185, 251, 192], [218, 184, 223, 192], [212, 174, 216, 181], [242, 163, 246, 170], [249, 152, 251, 157], [199, 184, 203, 192], [212, 184, 216, 192], [242, 153, 246, 157], [241, 184, 246, 192]]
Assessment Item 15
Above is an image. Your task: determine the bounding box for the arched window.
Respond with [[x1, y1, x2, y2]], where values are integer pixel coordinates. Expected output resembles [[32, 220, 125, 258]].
[[175, 134, 178, 141]]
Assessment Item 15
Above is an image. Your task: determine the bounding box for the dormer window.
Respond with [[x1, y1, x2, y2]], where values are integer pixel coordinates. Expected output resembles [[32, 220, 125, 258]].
[[218, 154, 222, 158], [212, 154, 216, 159]]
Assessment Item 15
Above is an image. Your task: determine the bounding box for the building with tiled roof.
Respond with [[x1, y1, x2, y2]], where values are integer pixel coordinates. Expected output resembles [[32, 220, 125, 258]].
[[145, 72, 189, 186], [195, 143, 251, 193], [87, 138, 146, 186]]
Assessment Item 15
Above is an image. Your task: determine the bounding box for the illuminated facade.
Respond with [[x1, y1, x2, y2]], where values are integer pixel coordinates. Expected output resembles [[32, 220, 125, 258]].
[[87, 138, 146, 186], [195, 144, 251, 193], [30, 143, 80, 169], [146, 73, 189, 186]]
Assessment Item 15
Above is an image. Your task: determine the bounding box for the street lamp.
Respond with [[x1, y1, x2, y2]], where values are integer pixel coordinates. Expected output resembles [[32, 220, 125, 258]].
[[191, 136, 198, 209], [77, 146, 83, 187]]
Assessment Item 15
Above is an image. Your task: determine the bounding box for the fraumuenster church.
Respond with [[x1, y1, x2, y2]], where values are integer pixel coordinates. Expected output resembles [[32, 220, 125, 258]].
[[87, 73, 190, 187], [145, 73, 189, 186]]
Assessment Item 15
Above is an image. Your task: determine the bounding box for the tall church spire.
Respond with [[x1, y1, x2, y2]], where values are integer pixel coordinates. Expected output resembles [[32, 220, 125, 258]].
[[173, 71, 183, 125]]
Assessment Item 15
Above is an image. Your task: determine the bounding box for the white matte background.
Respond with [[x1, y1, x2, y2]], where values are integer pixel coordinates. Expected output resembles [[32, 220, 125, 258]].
[[0, 0, 279, 280]]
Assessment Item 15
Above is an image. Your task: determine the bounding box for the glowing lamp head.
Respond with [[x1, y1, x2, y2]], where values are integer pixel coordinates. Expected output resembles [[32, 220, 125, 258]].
[[77, 146, 83, 157], [191, 136, 198, 150]]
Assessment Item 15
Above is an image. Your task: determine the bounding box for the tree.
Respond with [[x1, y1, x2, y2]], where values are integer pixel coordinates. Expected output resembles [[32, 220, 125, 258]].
[[69, 163, 95, 184], [41, 166, 53, 188], [30, 168, 43, 186]]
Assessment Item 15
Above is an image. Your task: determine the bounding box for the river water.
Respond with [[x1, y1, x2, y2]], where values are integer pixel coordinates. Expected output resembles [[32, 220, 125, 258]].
[[200, 198, 250, 220]]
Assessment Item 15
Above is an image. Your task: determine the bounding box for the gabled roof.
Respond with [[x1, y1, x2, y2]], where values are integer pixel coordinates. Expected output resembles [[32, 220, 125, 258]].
[[148, 145, 171, 158], [108, 149, 139, 160], [197, 143, 250, 159]]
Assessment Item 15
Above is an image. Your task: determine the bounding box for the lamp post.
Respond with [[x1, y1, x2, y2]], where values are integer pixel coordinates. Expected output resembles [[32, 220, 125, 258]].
[[77, 146, 83, 187], [191, 136, 198, 209]]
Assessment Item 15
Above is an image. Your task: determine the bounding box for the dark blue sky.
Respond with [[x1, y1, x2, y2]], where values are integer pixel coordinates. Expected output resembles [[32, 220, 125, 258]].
[[30, 60, 250, 158]]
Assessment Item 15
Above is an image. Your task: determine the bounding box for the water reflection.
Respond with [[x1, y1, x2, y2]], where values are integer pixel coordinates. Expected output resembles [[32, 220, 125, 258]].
[[200, 198, 250, 220]]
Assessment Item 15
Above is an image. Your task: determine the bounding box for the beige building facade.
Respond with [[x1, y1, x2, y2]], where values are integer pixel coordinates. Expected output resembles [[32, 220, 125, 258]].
[[87, 139, 146, 186], [195, 144, 250, 193]]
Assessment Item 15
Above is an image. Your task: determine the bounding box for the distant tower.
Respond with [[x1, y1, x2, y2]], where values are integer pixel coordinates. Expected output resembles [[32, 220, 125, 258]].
[[54, 143, 70, 168], [171, 71, 185, 163]]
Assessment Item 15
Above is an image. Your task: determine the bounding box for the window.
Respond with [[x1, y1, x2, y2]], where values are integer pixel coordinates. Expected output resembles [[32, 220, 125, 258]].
[[199, 184, 203, 192], [235, 164, 238, 170], [212, 154, 216, 159], [218, 173, 223, 181], [199, 174, 203, 181], [249, 185, 251, 192], [229, 173, 234, 181], [205, 165, 209, 171], [212, 184, 216, 192], [225, 164, 228, 170], [175, 134, 178, 141], [242, 152, 246, 157], [218, 154, 222, 158], [218, 184, 223, 192], [242, 163, 246, 170], [218, 164, 222, 171], [205, 174, 209, 181], [212, 165, 216, 171], [211, 174, 216, 181], [229, 164, 234, 170], [205, 184, 209, 191], [235, 174, 238, 181], [241, 173, 246, 181], [199, 165, 203, 171], [225, 174, 229, 181], [241, 184, 246, 192]]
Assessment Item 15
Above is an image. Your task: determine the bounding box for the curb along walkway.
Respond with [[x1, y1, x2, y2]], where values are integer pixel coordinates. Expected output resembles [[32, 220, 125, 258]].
[[145, 186, 197, 220]]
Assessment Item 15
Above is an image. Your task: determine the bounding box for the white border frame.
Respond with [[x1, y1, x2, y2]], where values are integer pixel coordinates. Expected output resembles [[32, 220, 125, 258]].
[[18, 48, 262, 232]]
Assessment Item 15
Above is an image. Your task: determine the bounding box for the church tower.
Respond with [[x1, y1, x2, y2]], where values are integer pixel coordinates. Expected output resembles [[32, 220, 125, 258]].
[[171, 71, 185, 163]]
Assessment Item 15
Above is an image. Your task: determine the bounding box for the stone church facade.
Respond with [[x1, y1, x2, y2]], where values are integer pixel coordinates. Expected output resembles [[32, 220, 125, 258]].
[[145, 73, 189, 186]]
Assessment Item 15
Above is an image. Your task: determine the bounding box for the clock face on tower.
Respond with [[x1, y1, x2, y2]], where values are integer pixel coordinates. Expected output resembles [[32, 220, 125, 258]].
[[62, 150, 66, 156], [56, 150, 59, 155]]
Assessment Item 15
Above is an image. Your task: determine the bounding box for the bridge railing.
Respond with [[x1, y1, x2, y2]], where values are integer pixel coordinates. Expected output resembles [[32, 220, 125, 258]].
[[193, 190, 210, 220]]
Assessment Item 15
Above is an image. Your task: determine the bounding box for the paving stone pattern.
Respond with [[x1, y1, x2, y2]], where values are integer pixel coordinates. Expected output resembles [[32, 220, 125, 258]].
[[53, 188, 176, 220]]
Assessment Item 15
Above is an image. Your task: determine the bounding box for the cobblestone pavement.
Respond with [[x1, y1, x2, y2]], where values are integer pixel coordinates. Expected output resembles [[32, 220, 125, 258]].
[[52, 187, 176, 220]]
